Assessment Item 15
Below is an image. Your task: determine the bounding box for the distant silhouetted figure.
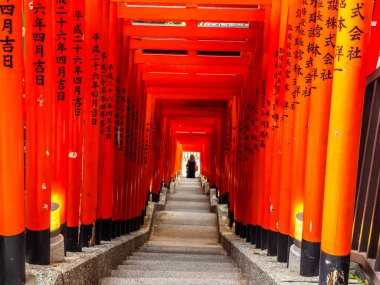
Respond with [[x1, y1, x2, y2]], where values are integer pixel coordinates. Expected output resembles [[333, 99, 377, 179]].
[[186, 154, 197, 178]]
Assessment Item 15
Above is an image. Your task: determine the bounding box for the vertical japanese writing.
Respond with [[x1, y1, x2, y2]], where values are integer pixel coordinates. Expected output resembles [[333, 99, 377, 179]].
[[54, 0, 69, 101], [99, 52, 107, 133], [0, 1, 15, 69], [105, 62, 114, 140], [114, 78, 123, 147], [71, 8, 84, 116], [32, 1, 47, 86], [124, 98, 131, 157], [90, 33, 100, 125]]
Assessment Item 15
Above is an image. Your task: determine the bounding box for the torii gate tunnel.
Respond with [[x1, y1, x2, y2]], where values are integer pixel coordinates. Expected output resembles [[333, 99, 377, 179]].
[[0, 0, 379, 284]]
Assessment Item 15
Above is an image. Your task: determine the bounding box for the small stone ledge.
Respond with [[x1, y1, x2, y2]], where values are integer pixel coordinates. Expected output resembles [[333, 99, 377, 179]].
[[26, 199, 165, 285], [217, 205, 318, 285], [220, 232, 320, 285]]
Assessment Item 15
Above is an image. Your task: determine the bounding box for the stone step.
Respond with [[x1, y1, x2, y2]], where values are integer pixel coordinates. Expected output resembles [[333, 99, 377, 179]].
[[149, 236, 220, 245], [140, 244, 226, 255], [165, 201, 210, 212], [129, 252, 231, 263], [151, 223, 218, 242], [111, 270, 243, 280], [121, 260, 238, 270], [168, 194, 208, 202], [101, 277, 246, 285], [176, 185, 203, 194], [116, 263, 240, 272], [154, 211, 217, 226]]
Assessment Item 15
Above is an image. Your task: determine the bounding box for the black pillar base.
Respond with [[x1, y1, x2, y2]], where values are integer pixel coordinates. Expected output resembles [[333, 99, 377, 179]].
[[235, 221, 242, 236], [81, 224, 94, 248], [117, 220, 122, 237], [319, 250, 350, 285], [112, 220, 118, 238], [261, 228, 269, 250], [241, 224, 247, 239], [101, 218, 112, 241], [228, 211, 234, 228], [246, 224, 252, 243], [95, 219, 102, 245], [140, 210, 145, 225], [151, 193, 160, 203], [256, 226, 262, 248], [250, 225, 257, 245], [134, 217, 141, 231], [126, 219, 132, 234], [277, 233, 288, 263], [0, 232, 26, 285], [121, 220, 127, 236], [67, 226, 82, 252], [300, 240, 320, 277], [131, 218, 136, 232], [26, 228, 50, 265], [267, 230, 278, 256]]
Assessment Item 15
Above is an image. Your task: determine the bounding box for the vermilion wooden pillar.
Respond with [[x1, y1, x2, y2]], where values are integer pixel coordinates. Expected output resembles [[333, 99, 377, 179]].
[[124, 49, 135, 233], [100, 0, 116, 242], [264, 1, 282, 256], [113, 18, 125, 235], [366, 1, 380, 75], [268, 0, 288, 256], [81, 0, 102, 247], [277, 0, 297, 262], [320, 1, 372, 283], [119, 28, 130, 233], [66, 0, 85, 252], [24, 0, 53, 264], [288, 0, 314, 250], [300, 0, 337, 276], [95, 0, 110, 243], [254, 19, 268, 249], [52, 0, 70, 251], [0, 0, 25, 282]]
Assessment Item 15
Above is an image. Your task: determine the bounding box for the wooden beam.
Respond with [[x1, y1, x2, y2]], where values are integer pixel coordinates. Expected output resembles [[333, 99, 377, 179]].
[[124, 24, 260, 41], [150, 92, 234, 100], [130, 38, 255, 52], [117, 5, 266, 22], [142, 72, 242, 83], [148, 86, 236, 93], [134, 50, 251, 66], [112, 0, 272, 6], [144, 79, 242, 88], [140, 63, 249, 74]]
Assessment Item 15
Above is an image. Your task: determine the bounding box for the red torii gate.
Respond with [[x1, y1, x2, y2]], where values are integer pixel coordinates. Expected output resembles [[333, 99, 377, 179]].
[[0, 1, 379, 285]]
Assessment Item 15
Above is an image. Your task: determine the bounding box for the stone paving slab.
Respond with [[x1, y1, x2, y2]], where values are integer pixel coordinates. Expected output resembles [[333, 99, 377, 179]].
[[168, 193, 208, 202], [140, 244, 226, 255], [116, 263, 240, 272], [151, 224, 218, 243], [130, 252, 232, 263], [101, 277, 246, 285], [165, 201, 210, 212], [111, 269, 243, 279], [121, 259, 238, 269], [154, 211, 217, 226]]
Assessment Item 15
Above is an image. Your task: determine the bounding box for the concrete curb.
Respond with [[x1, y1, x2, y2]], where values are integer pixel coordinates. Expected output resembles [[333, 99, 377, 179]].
[[26, 199, 165, 285]]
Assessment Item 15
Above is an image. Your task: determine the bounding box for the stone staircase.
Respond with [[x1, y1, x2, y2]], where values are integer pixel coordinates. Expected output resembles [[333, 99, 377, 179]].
[[100, 178, 247, 285]]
